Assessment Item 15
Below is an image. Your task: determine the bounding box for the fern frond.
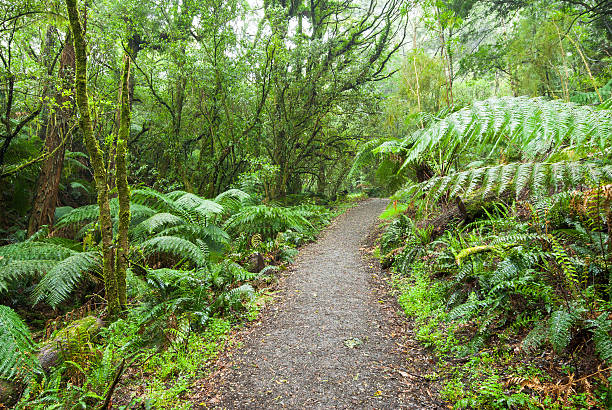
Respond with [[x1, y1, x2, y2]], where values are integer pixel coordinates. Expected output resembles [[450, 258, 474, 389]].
[[214, 188, 251, 203], [0, 260, 57, 292], [55, 204, 99, 227], [0, 305, 39, 379], [348, 137, 395, 178], [133, 212, 184, 239], [139, 236, 207, 267], [224, 205, 312, 239], [32, 251, 101, 307], [0, 242, 75, 263], [549, 309, 577, 353], [396, 161, 612, 203], [522, 321, 548, 352], [590, 313, 612, 365], [214, 284, 255, 311], [171, 192, 224, 216], [400, 97, 612, 166]]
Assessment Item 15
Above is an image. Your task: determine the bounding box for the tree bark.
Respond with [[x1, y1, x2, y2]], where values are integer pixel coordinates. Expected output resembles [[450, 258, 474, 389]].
[[28, 32, 75, 236], [115, 53, 131, 309]]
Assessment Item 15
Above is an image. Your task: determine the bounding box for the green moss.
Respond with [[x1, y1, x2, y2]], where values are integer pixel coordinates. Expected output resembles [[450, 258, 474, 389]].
[[39, 316, 103, 371]]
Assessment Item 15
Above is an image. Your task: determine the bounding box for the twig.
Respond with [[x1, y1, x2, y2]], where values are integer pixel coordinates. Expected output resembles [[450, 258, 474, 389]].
[[99, 358, 126, 410]]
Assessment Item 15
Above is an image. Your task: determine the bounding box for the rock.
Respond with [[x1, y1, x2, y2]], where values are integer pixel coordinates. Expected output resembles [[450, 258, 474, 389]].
[[246, 252, 265, 273], [38, 316, 104, 372]]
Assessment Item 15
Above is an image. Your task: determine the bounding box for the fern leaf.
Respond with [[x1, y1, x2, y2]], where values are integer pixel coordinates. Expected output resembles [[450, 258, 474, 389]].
[[32, 252, 101, 307], [0, 305, 39, 379], [140, 236, 206, 267], [0, 260, 57, 293], [549, 309, 575, 353], [590, 313, 612, 365]]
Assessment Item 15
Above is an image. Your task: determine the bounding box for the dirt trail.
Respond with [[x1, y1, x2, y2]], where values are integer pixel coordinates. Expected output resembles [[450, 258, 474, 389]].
[[195, 199, 443, 409]]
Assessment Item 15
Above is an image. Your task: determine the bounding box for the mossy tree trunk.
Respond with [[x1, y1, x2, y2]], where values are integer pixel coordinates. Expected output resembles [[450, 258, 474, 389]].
[[115, 53, 131, 309], [65, 0, 131, 316]]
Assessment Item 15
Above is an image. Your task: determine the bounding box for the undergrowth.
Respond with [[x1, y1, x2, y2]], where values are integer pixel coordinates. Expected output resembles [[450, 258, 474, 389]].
[[0, 188, 359, 408], [383, 194, 612, 409]]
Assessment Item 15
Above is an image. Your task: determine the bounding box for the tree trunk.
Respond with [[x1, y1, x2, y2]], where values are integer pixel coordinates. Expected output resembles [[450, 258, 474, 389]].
[[28, 32, 75, 236], [316, 162, 326, 197], [115, 53, 131, 309], [108, 36, 140, 190], [65, 0, 120, 316]]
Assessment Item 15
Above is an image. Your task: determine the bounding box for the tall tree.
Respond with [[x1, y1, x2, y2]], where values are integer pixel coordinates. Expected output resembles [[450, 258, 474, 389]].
[[64, 0, 132, 316], [28, 31, 75, 236]]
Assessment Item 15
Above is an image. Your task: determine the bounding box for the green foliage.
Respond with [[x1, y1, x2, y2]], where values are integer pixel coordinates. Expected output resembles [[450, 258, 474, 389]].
[[590, 313, 612, 365], [398, 160, 612, 203], [400, 97, 612, 167], [140, 236, 208, 268], [571, 79, 612, 105], [0, 241, 101, 307], [224, 205, 313, 240], [0, 305, 39, 379], [383, 173, 612, 406], [32, 252, 100, 307]]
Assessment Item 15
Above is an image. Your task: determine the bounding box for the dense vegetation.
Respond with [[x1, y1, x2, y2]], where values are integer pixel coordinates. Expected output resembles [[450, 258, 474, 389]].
[[360, 3, 612, 406], [0, 0, 610, 407]]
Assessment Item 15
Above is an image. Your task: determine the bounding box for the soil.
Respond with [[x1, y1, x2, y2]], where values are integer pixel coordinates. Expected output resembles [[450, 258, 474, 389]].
[[191, 199, 445, 409]]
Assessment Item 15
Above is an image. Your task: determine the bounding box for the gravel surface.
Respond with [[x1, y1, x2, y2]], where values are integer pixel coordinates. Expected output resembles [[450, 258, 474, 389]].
[[194, 199, 444, 409]]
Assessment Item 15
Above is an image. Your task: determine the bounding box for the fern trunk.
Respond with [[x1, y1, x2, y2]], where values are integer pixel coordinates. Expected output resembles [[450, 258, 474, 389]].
[[115, 53, 131, 309], [65, 0, 120, 316]]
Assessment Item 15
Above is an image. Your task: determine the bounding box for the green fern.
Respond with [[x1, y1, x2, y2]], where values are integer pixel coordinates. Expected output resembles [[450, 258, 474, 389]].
[[213, 284, 255, 312], [396, 161, 612, 203], [0, 260, 56, 292], [400, 96, 612, 168], [224, 205, 313, 239], [0, 242, 101, 306], [522, 321, 548, 352], [32, 251, 101, 307], [548, 308, 585, 353], [0, 305, 39, 379], [348, 137, 396, 178], [139, 236, 207, 268], [589, 313, 612, 365]]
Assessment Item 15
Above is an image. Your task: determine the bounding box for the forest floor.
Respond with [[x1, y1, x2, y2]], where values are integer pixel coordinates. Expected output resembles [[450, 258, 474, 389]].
[[189, 199, 446, 409]]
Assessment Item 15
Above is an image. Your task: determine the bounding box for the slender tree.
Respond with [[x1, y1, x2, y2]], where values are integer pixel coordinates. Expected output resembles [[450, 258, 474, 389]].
[[64, 0, 131, 316]]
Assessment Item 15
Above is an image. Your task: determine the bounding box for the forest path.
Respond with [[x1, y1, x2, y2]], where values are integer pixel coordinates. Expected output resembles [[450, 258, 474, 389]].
[[192, 199, 443, 409]]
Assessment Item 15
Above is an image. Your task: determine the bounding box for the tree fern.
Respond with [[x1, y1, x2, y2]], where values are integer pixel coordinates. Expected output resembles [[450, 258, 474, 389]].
[[400, 97, 612, 168], [214, 189, 252, 215], [396, 161, 612, 203], [139, 236, 207, 268], [0, 305, 39, 379], [0, 260, 57, 293], [348, 137, 396, 178], [58, 188, 234, 267], [0, 240, 101, 306], [224, 205, 313, 239], [32, 251, 101, 308], [0, 242, 74, 262]]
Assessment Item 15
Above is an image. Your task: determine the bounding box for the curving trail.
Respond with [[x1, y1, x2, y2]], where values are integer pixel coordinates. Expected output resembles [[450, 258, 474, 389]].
[[193, 199, 443, 409]]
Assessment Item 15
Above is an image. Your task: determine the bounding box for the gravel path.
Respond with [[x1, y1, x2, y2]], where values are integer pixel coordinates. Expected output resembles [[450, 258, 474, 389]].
[[195, 199, 443, 409]]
